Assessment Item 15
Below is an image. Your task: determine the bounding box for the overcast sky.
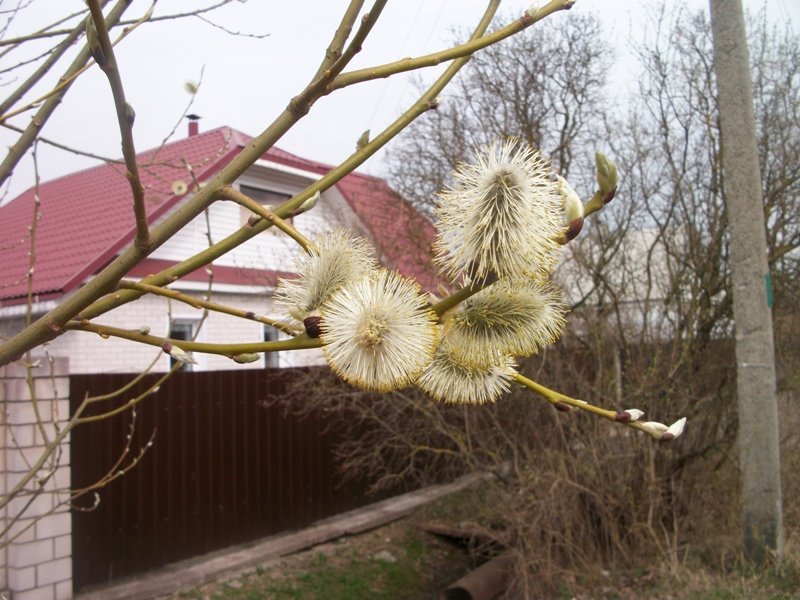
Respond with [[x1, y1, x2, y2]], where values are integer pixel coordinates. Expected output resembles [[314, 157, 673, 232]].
[[1, 0, 797, 201]]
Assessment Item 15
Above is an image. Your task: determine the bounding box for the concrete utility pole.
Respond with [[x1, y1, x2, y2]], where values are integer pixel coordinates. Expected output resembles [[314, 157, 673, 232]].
[[708, 0, 783, 564]]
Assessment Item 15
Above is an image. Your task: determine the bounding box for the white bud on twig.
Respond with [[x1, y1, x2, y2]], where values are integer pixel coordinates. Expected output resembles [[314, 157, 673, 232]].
[[162, 342, 197, 365], [660, 417, 687, 441]]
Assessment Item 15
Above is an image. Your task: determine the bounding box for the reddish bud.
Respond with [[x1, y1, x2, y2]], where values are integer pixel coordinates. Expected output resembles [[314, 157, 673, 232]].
[[304, 316, 323, 338], [616, 409, 644, 422], [565, 217, 584, 241]]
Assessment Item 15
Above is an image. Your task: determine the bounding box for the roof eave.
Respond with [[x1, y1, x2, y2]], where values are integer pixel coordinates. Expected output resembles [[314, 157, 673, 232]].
[[56, 145, 244, 298]]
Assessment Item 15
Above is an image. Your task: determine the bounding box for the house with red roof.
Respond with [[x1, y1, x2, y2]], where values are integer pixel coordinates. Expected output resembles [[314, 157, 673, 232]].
[[0, 125, 437, 373]]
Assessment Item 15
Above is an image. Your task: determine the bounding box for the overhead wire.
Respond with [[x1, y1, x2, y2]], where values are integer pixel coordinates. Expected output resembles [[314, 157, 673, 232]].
[[365, 0, 449, 130]]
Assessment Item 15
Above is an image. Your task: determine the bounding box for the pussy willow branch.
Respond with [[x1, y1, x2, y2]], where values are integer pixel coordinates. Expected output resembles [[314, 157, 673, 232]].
[[0, 355, 158, 524], [76, 2, 503, 325], [116, 279, 300, 336], [0, 0, 557, 365], [23, 145, 51, 449], [313, 0, 366, 80], [0, 4, 101, 116], [0, 0, 130, 185], [79, 366, 180, 423], [0, 2, 155, 125], [217, 186, 313, 253], [0, 122, 120, 163], [0, 0, 368, 365], [328, 0, 575, 92], [325, 0, 388, 77], [0, 366, 83, 512], [513, 372, 664, 437], [87, 0, 152, 250], [431, 281, 490, 316], [84, 351, 164, 403], [64, 321, 323, 356], [25, 143, 41, 328]]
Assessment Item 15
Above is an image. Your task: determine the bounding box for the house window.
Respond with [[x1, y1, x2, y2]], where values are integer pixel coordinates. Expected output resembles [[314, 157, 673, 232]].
[[239, 184, 292, 226], [169, 320, 197, 371], [264, 325, 280, 368]]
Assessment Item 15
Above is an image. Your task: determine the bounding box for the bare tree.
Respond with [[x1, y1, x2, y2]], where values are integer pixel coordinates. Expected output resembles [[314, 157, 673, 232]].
[[384, 12, 612, 214]]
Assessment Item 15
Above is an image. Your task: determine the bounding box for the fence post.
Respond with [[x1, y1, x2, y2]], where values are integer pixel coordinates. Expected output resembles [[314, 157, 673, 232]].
[[1, 357, 72, 600]]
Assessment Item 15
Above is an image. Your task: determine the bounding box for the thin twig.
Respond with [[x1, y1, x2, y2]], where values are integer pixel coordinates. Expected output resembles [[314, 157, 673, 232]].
[[0, 0, 547, 366], [116, 280, 301, 336], [328, 0, 575, 92], [0, 122, 120, 163], [0, 0, 132, 187], [87, 0, 151, 249], [218, 185, 314, 253], [312, 0, 366, 81], [513, 372, 681, 439], [0, 4, 99, 116], [0, 9, 84, 49], [64, 320, 323, 357], [75, 2, 504, 325], [0, 1, 239, 47]]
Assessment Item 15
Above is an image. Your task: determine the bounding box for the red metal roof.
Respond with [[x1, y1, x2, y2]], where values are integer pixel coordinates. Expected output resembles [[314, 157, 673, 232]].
[[0, 127, 438, 305], [125, 258, 293, 289]]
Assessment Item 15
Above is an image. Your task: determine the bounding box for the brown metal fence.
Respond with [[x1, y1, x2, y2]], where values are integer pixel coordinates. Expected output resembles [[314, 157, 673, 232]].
[[70, 368, 400, 592]]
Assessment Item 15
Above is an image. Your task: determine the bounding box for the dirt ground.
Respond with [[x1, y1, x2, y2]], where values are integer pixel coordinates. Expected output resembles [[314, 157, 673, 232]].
[[172, 512, 477, 599]]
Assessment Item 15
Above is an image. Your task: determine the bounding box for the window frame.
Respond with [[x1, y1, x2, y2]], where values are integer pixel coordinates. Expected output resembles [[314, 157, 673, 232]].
[[263, 325, 281, 368], [238, 184, 293, 227], [166, 317, 203, 371]]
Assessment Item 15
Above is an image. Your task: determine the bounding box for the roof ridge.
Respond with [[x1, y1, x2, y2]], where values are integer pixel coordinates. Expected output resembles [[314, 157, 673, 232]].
[[0, 125, 440, 302], [1, 126, 247, 206]]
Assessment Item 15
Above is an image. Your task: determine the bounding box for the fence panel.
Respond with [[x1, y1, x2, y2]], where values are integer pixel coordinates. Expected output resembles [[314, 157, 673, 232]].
[[70, 368, 396, 592]]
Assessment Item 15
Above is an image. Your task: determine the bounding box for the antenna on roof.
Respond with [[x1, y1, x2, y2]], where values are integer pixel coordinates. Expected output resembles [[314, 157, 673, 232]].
[[186, 114, 201, 137]]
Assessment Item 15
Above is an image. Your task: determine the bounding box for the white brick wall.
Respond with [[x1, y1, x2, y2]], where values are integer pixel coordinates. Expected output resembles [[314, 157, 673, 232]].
[[1, 358, 72, 600], [151, 168, 369, 273], [41, 291, 325, 374], [2, 166, 374, 376]]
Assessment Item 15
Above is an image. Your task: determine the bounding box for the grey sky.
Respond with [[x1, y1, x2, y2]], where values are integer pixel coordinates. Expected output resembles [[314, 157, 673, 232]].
[[1, 0, 796, 201]]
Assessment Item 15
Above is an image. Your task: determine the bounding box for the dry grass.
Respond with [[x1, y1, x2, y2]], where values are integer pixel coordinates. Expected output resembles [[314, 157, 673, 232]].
[[271, 320, 800, 599]]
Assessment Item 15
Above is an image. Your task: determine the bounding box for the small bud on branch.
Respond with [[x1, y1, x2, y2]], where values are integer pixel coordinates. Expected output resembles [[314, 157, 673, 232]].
[[231, 353, 260, 364], [304, 315, 323, 338], [162, 342, 197, 365], [615, 408, 645, 422]]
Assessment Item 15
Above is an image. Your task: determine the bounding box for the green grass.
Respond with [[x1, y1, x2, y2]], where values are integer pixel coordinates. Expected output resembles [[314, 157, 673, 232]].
[[196, 528, 462, 600]]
